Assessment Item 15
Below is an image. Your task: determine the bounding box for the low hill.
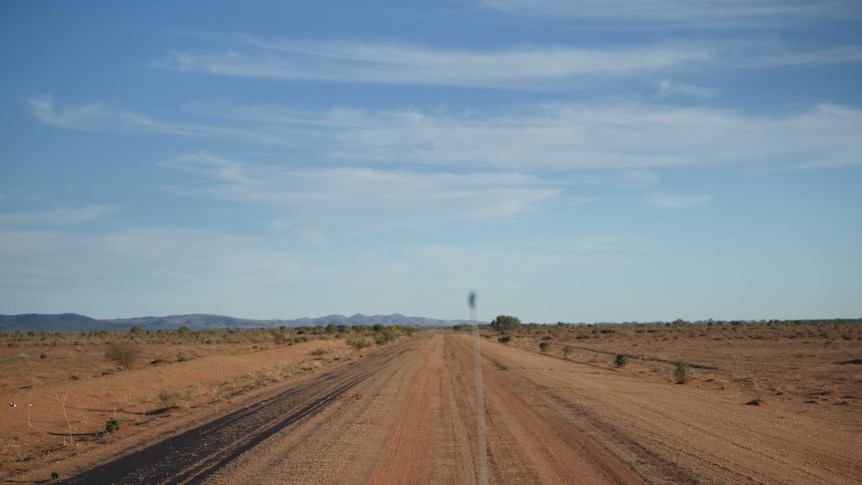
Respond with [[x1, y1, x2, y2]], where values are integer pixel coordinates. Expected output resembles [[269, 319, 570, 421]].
[[0, 313, 469, 332]]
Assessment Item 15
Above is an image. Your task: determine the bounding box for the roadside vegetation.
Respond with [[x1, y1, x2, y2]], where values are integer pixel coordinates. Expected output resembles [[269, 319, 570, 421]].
[[455, 316, 861, 400], [0, 321, 416, 477], [0, 323, 415, 350]]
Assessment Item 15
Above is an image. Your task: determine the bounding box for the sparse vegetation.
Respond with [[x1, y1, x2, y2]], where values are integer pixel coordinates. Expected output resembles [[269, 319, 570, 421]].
[[159, 388, 188, 409], [346, 335, 372, 350], [673, 360, 692, 384], [105, 341, 140, 370], [539, 341, 551, 352], [615, 354, 629, 367], [1, 319, 861, 481], [105, 417, 120, 433]]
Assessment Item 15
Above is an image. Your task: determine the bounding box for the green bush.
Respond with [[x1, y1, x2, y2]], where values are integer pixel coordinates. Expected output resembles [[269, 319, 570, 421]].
[[615, 354, 629, 367], [491, 315, 522, 332], [498, 335, 512, 344], [539, 341, 551, 352], [105, 418, 120, 433]]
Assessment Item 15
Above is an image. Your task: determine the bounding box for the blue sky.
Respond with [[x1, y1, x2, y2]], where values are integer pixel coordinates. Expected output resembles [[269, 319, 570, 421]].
[[1, 1, 860, 323]]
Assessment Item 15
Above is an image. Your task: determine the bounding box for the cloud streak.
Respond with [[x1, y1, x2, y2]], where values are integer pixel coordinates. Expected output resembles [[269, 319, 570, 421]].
[[0, 205, 121, 226], [155, 38, 862, 90], [31, 97, 862, 171], [323, 103, 862, 170], [156, 40, 710, 88], [480, 0, 862, 27], [28, 95, 191, 135], [657, 80, 719, 98], [646, 192, 713, 208], [160, 152, 561, 229]]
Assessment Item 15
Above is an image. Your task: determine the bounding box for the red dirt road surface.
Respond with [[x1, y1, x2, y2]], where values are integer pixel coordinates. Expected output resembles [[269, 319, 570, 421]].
[[60, 334, 861, 484]]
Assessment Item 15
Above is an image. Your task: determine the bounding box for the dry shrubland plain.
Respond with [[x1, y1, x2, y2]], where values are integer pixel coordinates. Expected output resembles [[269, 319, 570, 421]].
[[1, 320, 860, 484]]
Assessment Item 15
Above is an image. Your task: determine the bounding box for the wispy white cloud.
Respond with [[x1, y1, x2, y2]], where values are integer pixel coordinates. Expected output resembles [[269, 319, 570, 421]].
[[325, 103, 862, 170], [646, 192, 712, 208], [756, 45, 862, 68], [480, 0, 862, 27], [657, 80, 719, 98], [160, 152, 561, 229], [32, 97, 862, 170], [156, 40, 710, 88], [155, 37, 862, 90], [27, 95, 191, 135], [29, 92, 862, 173], [0, 204, 121, 226]]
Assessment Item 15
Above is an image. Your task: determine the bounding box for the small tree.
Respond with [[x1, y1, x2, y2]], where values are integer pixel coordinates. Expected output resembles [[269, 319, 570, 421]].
[[491, 315, 522, 333]]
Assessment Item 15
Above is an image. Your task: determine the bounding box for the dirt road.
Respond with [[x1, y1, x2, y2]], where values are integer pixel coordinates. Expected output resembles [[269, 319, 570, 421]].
[[64, 334, 861, 484]]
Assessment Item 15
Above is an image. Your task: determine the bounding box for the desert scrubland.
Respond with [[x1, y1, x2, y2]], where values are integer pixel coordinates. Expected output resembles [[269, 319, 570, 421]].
[[1, 321, 860, 483]]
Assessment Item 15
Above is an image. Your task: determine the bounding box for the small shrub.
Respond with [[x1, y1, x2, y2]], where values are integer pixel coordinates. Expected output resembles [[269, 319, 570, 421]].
[[346, 335, 371, 350], [105, 418, 120, 433], [310, 348, 329, 356], [51, 471, 62, 480], [105, 342, 140, 370], [673, 360, 692, 383], [176, 352, 190, 362], [539, 341, 551, 352], [159, 388, 187, 409], [374, 328, 397, 345], [563, 345, 573, 358], [615, 354, 629, 367], [498, 335, 512, 344]]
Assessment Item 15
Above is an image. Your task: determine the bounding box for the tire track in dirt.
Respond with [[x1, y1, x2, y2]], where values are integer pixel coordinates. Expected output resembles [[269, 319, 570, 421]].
[[369, 334, 481, 484], [62, 341, 419, 485], [477, 337, 862, 485]]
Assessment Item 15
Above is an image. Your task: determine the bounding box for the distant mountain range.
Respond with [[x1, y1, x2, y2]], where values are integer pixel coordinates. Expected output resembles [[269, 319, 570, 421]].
[[0, 313, 470, 332]]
